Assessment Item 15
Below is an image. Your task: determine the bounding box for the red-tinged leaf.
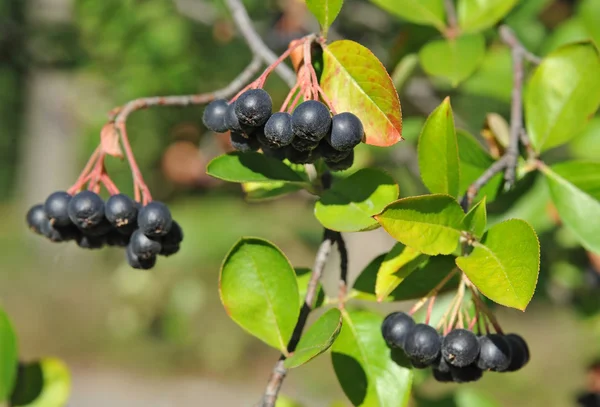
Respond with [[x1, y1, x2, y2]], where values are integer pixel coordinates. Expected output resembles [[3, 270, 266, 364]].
[[100, 123, 123, 158], [321, 40, 403, 147]]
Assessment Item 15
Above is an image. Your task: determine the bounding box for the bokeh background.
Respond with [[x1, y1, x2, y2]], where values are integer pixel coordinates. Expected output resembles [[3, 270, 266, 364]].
[[2, 0, 600, 406]]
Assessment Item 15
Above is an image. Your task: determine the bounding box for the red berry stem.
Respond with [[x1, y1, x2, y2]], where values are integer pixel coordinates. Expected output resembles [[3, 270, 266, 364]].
[[409, 267, 459, 316], [114, 121, 153, 205], [280, 83, 300, 112], [100, 173, 120, 195], [67, 146, 102, 195]]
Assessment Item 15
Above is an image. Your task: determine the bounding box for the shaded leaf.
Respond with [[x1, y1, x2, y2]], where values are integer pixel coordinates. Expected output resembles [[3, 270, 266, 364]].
[[0, 309, 17, 402], [461, 46, 512, 102], [542, 161, 600, 253], [285, 309, 342, 368], [242, 182, 303, 201], [457, 130, 502, 202], [321, 40, 403, 147], [207, 152, 305, 184], [100, 123, 123, 158], [332, 309, 412, 407], [305, 0, 343, 37], [375, 243, 429, 301], [525, 42, 600, 152], [315, 169, 399, 232], [369, 0, 446, 31], [296, 268, 325, 309], [419, 34, 486, 86], [456, 219, 540, 310], [541, 17, 590, 55], [463, 197, 487, 238], [458, 0, 519, 33], [418, 97, 460, 197], [375, 194, 465, 255], [220, 238, 300, 352], [11, 358, 70, 407]]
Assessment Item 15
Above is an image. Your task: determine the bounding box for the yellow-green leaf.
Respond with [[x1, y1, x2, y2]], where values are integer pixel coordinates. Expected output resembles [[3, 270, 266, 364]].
[[369, 0, 446, 31], [305, 0, 343, 37], [375, 243, 429, 301], [458, 0, 519, 33], [0, 309, 17, 401], [463, 197, 487, 238], [11, 358, 71, 407]]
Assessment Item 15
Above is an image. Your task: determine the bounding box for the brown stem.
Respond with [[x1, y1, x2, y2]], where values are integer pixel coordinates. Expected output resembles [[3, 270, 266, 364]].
[[444, 0, 459, 35], [334, 232, 348, 307]]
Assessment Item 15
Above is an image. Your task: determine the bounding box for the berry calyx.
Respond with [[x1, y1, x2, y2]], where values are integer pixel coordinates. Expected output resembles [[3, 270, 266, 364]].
[[264, 112, 294, 148], [403, 323, 441, 366], [67, 191, 105, 229], [26, 204, 47, 235], [234, 89, 272, 128], [130, 230, 162, 259], [137, 202, 173, 237], [230, 131, 260, 152], [477, 334, 512, 372], [203, 99, 229, 133], [44, 191, 72, 226], [442, 329, 480, 368], [505, 333, 530, 372], [381, 312, 415, 349], [291, 100, 331, 142], [327, 112, 364, 151], [105, 194, 138, 228]]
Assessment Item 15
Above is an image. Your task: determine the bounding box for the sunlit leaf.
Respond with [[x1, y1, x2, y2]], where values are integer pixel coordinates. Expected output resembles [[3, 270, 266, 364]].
[[11, 358, 71, 407], [375, 243, 429, 301], [463, 197, 487, 238], [0, 309, 17, 401], [207, 152, 306, 184], [369, 0, 446, 31], [458, 0, 519, 33], [242, 182, 303, 201], [305, 0, 343, 37]]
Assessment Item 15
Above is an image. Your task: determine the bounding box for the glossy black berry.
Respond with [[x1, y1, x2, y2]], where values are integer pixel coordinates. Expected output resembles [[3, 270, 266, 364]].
[[261, 145, 287, 161], [106, 230, 130, 247], [433, 368, 453, 383], [130, 229, 162, 259], [203, 99, 229, 133], [327, 112, 364, 151], [434, 353, 451, 373], [505, 333, 530, 372], [41, 221, 79, 242], [225, 102, 243, 133], [105, 194, 138, 228], [68, 191, 105, 229], [44, 191, 72, 226], [160, 221, 183, 256], [26, 204, 47, 235], [403, 324, 441, 366], [137, 202, 173, 237], [442, 329, 480, 367], [326, 150, 354, 171], [83, 219, 112, 237], [76, 234, 105, 249], [264, 112, 294, 147], [235, 89, 272, 128], [230, 131, 260, 152], [450, 363, 483, 383], [286, 146, 319, 164], [291, 135, 320, 152], [381, 312, 415, 349], [318, 140, 351, 163], [126, 245, 156, 270], [477, 334, 512, 372], [291, 100, 331, 142]]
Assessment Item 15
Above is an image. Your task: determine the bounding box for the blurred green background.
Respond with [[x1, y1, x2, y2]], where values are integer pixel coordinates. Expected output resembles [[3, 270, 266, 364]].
[[2, 0, 600, 405]]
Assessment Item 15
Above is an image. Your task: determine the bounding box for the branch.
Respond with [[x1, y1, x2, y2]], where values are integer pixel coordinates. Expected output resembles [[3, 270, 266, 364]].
[[259, 229, 335, 407], [460, 156, 508, 211], [444, 0, 458, 34], [224, 0, 296, 88], [334, 232, 349, 305]]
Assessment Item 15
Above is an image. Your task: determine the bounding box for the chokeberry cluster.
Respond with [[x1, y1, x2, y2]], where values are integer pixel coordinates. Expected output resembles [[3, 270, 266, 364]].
[[381, 312, 530, 383], [203, 89, 364, 171], [26, 191, 183, 270]]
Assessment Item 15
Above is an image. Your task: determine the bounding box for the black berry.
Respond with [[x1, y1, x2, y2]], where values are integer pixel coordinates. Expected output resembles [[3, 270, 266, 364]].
[[286, 146, 319, 164], [126, 245, 156, 270], [203, 99, 229, 133], [106, 230, 131, 247], [41, 221, 79, 242], [291, 100, 331, 142], [381, 312, 415, 349], [327, 112, 364, 151], [130, 230, 162, 259], [83, 219, 113, 237], [230, 131, 260, 152], [434, 353, 451, 373], [26, 204, 47, 235], [234, 89, 272, 128], [442, 329, 480, 367], [326, 150, 354, 171], [225, 102, 243, 133], [477, 334, 512, 372], [433, 368, 453, 383], [291, 136, 320, 152], [264, 112, 294, 147], [76, 234, 105, 249], [318, 140, 351, 163], [105, 194, 138, 228], [505, 333, 530, 372], [450, 363, 483, 383], [161, 220, 183, 246], [261, 145, 287, 161], [403, 324, 441, 366], [137, 202, 173, 237], [68, 190, 105, 229], [44, 191, 72, 226]]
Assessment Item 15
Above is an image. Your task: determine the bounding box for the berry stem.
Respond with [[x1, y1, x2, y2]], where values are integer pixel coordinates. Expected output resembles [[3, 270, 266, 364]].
[[467, 284, 504, 334], [115, 122, 153, 205], [287, 89, 304, 114], [425, 294, 437, 325], [255, 38, 307, 89], [100, 174, 120, 195], [446, 279, 466, 334], [280, 83, 300, 112], [409, 268, 459, 316], [67, 146, 101, 195]]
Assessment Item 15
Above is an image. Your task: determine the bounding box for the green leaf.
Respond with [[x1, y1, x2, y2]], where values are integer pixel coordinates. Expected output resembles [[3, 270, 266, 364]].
[[332, 309, 412, 407], [285, 309, 342, 369], [461, 46, 512, 102], [419, 34, 486, 87], [321, 40, 403, 147], [570, 117, 600, 160], [375, 243, 429, 301], [305, 0, 343, 37], [369, 0, 446, 31], [525, 42, 600, 152], [375, 194, 465, 255], [11, 358, 70, 407], [458, 0, 519, 33], [275, 395, 305, 407], [418, 97, 460, 197], [207, 152, 305, 184], [220, 238, 300, 352], [242, 181, 303, 201], [542, 161, 600, 253], [579, 0, 600, 47], [456, 219, 540, 310], [541, 17, 590, 55], [0, 309, 17, 401], [457, 130, 502, 202], [296, 268, 325, 310], [463, 197, 487, 238], [353, 255, 459, 302], [455, 388, 501, 407], [315, 169, 399, 232]]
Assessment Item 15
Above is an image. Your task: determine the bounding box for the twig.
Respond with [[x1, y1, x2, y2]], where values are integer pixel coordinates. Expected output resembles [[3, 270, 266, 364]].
[[334, 232, 349, 306], [259, 230, 335, 407], [460, 156, 508, 211], [409, 268, 459, 315], [444, 0, 458, 35], [224, 0, 296, 87]]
